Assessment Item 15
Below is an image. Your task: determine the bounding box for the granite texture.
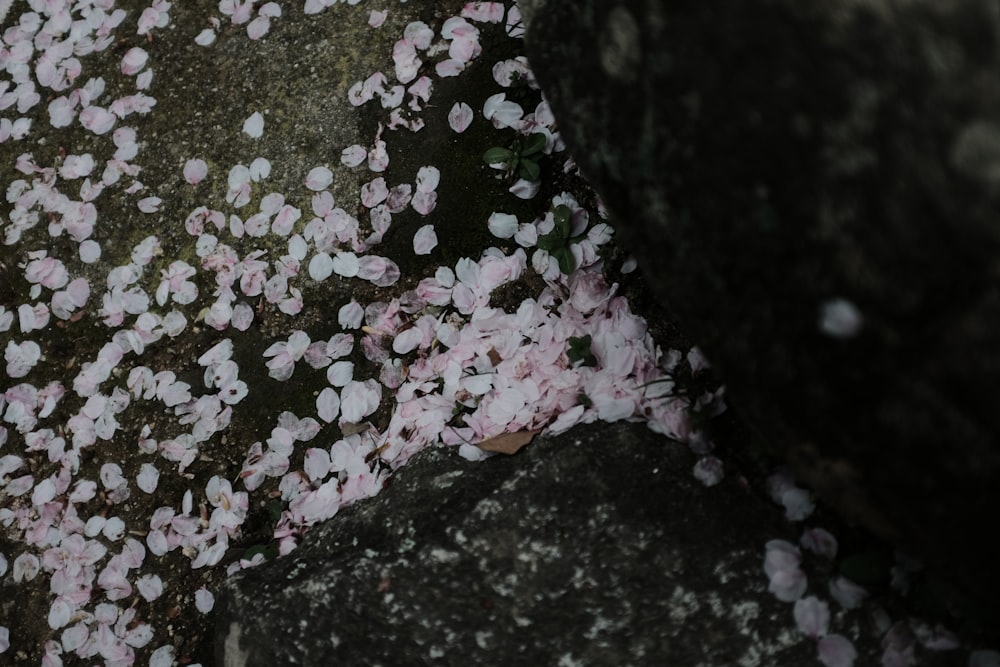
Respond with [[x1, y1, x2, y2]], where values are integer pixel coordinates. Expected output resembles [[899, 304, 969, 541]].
[[520, 0, 1000, 622], [216, 422, 814, 666]]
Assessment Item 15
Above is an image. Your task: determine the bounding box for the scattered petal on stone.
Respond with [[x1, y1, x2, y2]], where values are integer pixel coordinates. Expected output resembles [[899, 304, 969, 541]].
[[693, 456, 724, 487], [137, 463, 160, 493], [80, 240, 102, 263], [196, 28, 217, 46], [121, 47, 149, 75], [488, 212, 518, 238], [243, 112, 265, 138], [309, 253, 335, 281], [817, 634, 857, 667], [509, 178, 540, 199], [413, 224, 438, 255], [306, 166, 334, 191], [195, 588, 215, 614], [138, 196, 162, 213], [448, 101, 474, 133], [317, 387, 341, 423], [341, 144, 367, 167], [819, 297, 864, 338], [794, 596, 830, 638]]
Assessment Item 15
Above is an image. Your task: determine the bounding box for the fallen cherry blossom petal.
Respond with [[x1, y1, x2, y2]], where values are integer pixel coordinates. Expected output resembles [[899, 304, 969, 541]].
[[247, 15, 271, 39], [306, 166, 333, 191], [79, 240, 102, 263], [412, 224, 438, 255], [137, 463, 160, 493], [800, 528, 838, 559], [340, 380, 382, 424], [309, 253, 335, 281], [317, 388, 341, 423], [488, 212, 518, 238], [448, 101, 474, 132], [243, 111, 264, 138], [509, 178, 540, 199], [138, 196, 162, 213], [121, 47, 149, 75], [828, 575, 868, 610], [195, 587, 215, 614], [338, 301, 364, 329], [341, 144, 367, 167], [693, 456, 724, 487], [817, 634, 857, 667], [412, 191, 437, 215], [5, 340, 41, 378], [794, 596, 830, 638], [195, 28, 217, 46]]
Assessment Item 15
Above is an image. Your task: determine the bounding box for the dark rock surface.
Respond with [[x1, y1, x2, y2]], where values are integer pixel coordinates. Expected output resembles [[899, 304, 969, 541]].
[[520, 0, 1000, 623], [216, 422, 818, 666]]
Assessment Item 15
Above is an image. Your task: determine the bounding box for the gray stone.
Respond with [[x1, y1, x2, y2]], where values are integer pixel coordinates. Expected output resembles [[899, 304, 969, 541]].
[[216, 422, 816, 666], [520, 0, 1000, 624]]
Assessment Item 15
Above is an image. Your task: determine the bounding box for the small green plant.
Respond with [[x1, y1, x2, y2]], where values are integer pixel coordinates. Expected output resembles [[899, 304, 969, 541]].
[[537, 204, 586, 274], [567, 334, 597, 367], [483, 132, 546, 181]]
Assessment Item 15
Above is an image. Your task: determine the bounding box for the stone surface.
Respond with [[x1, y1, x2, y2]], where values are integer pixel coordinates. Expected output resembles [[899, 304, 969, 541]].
[[520, 0, 1000, 623], [216, 422, 818, 666]]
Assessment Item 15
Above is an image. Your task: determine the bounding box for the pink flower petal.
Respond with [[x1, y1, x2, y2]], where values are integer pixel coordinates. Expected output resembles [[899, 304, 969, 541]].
[[306, 166, 333, 191], [448, 101, 474, 133], [247, 16, 270, 40], [462, 2, 505, 23], [195, 587, 215, 613], [488, 212, 518, 238], [392, 327, 423, 354], [243, 112, 264, 138], [817, 635, 857, 667], [120, 47, 149, 75], [794, 596, 830, 638], [412, 191, 437, 216], [412, 224, 437, 254], [138, 196, 162, 213], [79, 240, 101, 263], [137, 463, 160, 493], [341, 144, 367, 167], [800, 528, 838, 559], [415, 165, 440, 193]]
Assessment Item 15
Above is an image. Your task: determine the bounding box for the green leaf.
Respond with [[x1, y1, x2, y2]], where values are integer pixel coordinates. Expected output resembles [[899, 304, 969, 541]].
[[483, 147, 515, 165], [536, 231, 562, 252], [553, 204, 571, 227], [521, 133, 546, 157], [266, 499, 284, 525], [839, 550, 892, 586], [518, 158, 540, 182], [567, 335, 596, 366], [244, 543, 280, 562], [553, 246, 576, 274], [553, 205, 572, 237]]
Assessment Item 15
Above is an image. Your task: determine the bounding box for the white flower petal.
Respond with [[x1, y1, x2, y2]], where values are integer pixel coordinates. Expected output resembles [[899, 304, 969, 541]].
[[412, 224, 437, 255], [488, 212, 518, 238], [306, 166, 333, 191], [243, 112, 264, 138], [316, 387, 340, 423], [448, 101, 473, 133]]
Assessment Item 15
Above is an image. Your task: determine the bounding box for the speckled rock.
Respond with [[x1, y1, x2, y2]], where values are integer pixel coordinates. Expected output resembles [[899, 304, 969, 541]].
[[520, 0, 1000, 623], [216, 422, 817, 666]]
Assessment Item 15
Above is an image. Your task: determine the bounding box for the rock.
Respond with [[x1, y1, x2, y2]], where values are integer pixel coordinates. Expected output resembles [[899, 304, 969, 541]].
[[216, 422, 815, 666], [520, 0, 1000, 624]]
